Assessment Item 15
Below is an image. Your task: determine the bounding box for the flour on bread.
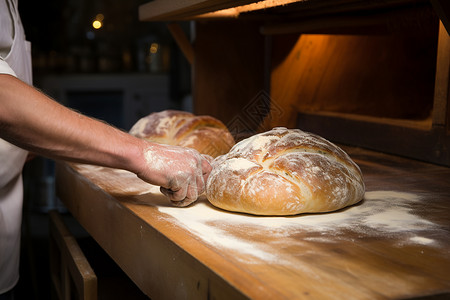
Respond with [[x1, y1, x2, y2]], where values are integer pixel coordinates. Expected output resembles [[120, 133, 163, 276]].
[[206, 127, 365, 216], [130, 110, 235, 158]]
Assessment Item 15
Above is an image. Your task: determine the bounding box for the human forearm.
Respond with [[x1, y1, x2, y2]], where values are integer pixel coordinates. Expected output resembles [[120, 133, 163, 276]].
[[0, 74, 143, 172], [0, 74, 212, 204]]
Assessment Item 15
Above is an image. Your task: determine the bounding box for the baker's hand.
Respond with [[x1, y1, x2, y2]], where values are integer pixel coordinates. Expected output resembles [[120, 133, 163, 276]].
[[137, 143, 212, 207]]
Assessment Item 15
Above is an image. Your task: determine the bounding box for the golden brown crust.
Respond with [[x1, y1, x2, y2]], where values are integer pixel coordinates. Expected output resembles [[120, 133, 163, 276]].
[[206, 127, 365, 216], [129, 110, 235, 157]]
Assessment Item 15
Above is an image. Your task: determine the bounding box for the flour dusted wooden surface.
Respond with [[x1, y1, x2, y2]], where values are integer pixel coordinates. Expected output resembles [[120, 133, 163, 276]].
[[56, 147, 450, 299]]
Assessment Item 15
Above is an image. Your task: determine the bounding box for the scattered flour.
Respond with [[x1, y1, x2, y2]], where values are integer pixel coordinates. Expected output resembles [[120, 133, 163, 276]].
[[158, 190, 443, 264], [75, 164, 161, 196], [409, 236, 435, 245]]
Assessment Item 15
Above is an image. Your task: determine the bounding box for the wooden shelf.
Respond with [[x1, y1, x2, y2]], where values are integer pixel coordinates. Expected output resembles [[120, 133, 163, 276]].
[[138, 0, 258, 21], [139, 0, 450, 166], [297, 111, 449, 166], [139, 0, 430, 21], [55, 147, 450, 299], [299, 110, 433, 130], [139, 0, 449, 36]]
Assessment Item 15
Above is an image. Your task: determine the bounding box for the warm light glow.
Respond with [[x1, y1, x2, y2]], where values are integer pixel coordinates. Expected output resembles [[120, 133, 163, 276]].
[[196, 0, 300, 19], [150, 43, 159, 54], [96, 13, 104, 21], [92, 20, 102, 29]]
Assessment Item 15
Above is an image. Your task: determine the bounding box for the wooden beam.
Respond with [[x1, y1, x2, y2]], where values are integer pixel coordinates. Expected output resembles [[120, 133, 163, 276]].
[[167, 22, 195, 65], [297, 111, 450, 166], [139, 0, 259, 21], [261, 4, 435, 35], [432, 21, 450, 127], [49, 210, 98, 300], [430, 0, 450, 34], [138, 0, 421, 22]]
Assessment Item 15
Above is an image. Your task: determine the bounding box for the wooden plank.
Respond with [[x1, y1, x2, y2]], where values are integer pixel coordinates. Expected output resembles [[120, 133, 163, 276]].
[[297, 111, 450, 166], [138, 0, 259, 21], [138, 0, 425, 21], [56, 146, 450, 299], [260, 4, 436, 35], [167, 22, 195, 65], [432, 21, 450, 127], [252, 0, 423, 20], [192, 0, 302, 19], [430, 0, 450, 34], [49, 210, 98, 300], [55, 164, 252, 300], [64, 237, 98, 300], [261, 13, 391, 35]]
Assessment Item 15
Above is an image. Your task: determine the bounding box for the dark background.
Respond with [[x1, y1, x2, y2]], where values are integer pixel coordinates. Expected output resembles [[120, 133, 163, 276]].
[[12, 1, 192, 299]]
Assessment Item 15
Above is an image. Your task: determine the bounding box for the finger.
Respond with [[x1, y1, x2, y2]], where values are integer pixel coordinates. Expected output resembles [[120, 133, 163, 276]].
[[201, 163, 211, 192], [160, 187, 173, 198], [195, 171, 206, 195], [170, 179, 199, 207], [170, 197, 196, 207], [160, 184, 188, 202], [201, 154, 214, 164], [185, 180, 199, 203], [202, 172, 209, 192], [201, 157, 213, 175]]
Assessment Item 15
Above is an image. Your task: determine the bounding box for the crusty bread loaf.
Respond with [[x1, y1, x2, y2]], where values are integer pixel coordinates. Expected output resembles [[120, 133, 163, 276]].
[[129, 110, 235, 157], [206, 127, 365, 216]]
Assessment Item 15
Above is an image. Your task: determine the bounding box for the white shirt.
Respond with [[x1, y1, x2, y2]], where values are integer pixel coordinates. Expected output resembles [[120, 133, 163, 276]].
[[0, 0, 32, 294]]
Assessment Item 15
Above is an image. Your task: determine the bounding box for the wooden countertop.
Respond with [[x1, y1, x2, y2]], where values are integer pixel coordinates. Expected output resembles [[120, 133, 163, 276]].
[[55, 147, 450, 299]]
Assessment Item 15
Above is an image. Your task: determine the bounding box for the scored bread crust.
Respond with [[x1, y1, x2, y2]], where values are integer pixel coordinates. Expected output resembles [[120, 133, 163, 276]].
[[129, 110, 235, 157], [206, 127, 365, 216]]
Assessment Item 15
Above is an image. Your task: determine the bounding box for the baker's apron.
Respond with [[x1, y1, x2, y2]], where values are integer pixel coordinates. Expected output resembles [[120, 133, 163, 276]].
[[0, 0, 32, 293]]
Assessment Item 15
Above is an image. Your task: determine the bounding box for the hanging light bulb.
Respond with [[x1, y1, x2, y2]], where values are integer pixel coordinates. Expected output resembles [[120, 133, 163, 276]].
[[92, 20, 102, 29]]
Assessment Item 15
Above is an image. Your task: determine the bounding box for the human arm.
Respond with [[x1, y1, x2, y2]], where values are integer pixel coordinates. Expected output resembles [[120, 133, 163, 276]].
[[0, 74, 211, 205]]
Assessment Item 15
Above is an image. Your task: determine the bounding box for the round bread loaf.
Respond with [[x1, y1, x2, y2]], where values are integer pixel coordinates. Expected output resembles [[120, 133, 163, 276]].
[[129, 110, 235, 158], [206, 127, 365, 216]]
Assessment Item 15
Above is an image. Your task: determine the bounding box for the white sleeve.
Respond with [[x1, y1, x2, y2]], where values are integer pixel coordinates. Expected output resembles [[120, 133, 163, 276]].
[[0, 57, 17, 77]]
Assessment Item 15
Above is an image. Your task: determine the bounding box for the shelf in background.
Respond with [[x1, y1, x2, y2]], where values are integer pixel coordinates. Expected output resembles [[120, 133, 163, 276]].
[[297, 111, 449, 166], [138, 0, 432, 22]]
